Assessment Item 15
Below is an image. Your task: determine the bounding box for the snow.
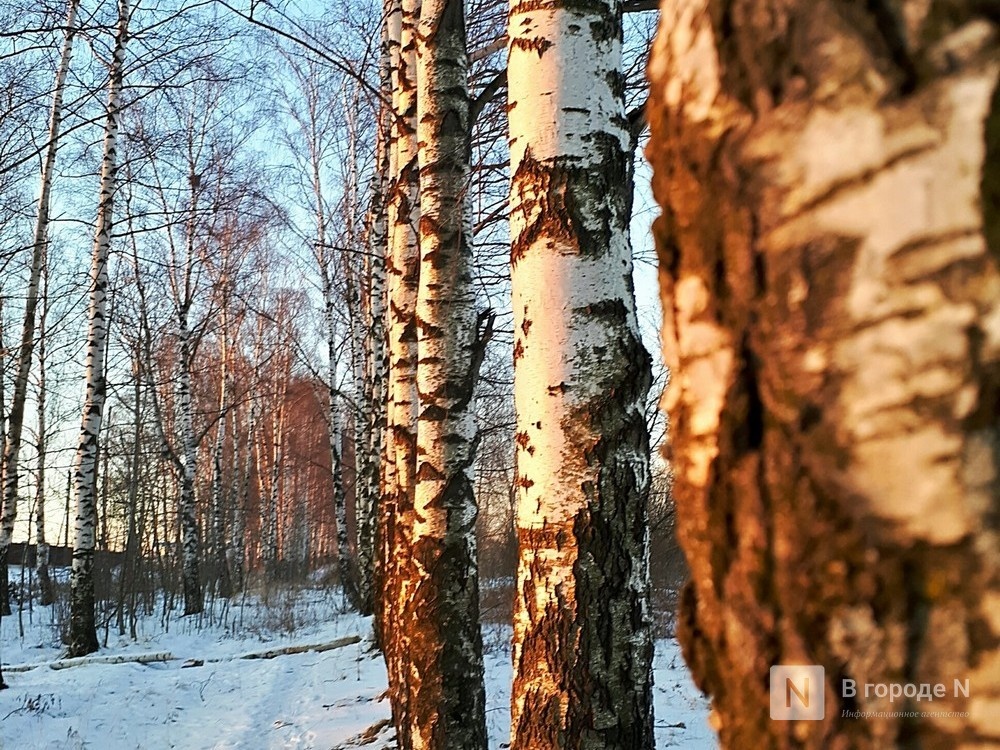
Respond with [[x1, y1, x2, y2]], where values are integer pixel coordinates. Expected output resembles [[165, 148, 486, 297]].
[[1, 574, 716, 749]]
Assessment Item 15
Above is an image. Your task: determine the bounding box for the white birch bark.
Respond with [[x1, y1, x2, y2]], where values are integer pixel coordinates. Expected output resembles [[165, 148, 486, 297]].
[[69, 0, 128, 657], [0, 296, 5, 630], [335, 78, 385, 617], [0, 0, 81, 604], [380, 0, 422, 740], [360, 173, 388, 616], [341, 91, 376, 612], [176, 304, 201, 614], [403, 0, 488, 745], [507, 0, 654, 744], [374, 0, 399, 645], [35, 259, 53, 607], [327, 358, 354, 602], [230, 397, 249, 590], [173, 159, 205, 615], [210, 299, 231, 598], [313, 150, 359, 608]]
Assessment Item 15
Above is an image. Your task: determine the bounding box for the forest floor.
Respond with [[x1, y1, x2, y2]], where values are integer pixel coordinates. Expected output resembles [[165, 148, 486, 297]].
[[0, 572, 715, 749]]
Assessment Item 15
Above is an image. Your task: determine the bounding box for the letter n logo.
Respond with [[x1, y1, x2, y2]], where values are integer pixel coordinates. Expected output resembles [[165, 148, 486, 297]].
[[770, 665, 825, 720]]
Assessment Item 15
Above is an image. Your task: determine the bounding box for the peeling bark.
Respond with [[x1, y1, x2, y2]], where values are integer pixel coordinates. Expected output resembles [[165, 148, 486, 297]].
[[647, 2, 1000, 747]]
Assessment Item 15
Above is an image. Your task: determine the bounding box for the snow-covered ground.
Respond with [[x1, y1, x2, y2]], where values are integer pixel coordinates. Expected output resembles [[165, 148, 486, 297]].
[[0, 577, 715, 749]]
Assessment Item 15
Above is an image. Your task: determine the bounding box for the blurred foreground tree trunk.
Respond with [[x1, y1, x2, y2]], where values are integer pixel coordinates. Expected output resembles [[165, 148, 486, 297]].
[[647, 2, 1000, 747]]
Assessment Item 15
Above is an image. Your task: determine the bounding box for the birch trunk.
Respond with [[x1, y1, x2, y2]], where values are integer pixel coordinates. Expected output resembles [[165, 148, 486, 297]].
[[343, 91, 377, 612], [0, 295, 5, 687], [646, 3, 1000, 747], [372, 5, 396, 643], [381, 0, 422, 741], [176, 307, 202, 615], [35, 260, 53, 607], [232, 397, 252, 591], [507, 0, 655, 744], [321, 266, 357, 604], [69, 0, 128, 657], [356, 33, 392, 617], [328, 371, 356, 604], [0, 0, 81, 615], [210, 303, 231, 599], [360, 178, 388, 617], [402, 0, 489, 745], [229, 398, 247, 592], [350, 293, 373, 614], [265, 372, 287, 574], [0, 294, 5, 622]]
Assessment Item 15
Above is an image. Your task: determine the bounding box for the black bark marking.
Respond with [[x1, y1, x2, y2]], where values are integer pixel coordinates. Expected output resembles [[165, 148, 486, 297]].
[[510, 134, 629, 267], [510, 36, 553, 57]]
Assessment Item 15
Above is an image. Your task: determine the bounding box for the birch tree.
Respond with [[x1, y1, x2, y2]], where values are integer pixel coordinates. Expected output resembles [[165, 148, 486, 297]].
[[359, 170, 388, 616], [34, 252, 54, 606], [367, 19, 394, 632], [0, 292, 5, 689], [646, 2, 1000, 747], [209, 284, 233, 599], [399, 0, 490, 744], [506, 0, 655, 744], [0, 0, 81, 617], [303, 68, 359, 607], [174, 220, 201, 615], [69, 0, 129, 658], [380, 0, 421, 740], [138, 70, 265, 612]]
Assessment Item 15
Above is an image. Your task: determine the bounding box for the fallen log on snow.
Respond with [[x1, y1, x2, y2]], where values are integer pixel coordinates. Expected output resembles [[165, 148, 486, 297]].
[[49, 651, 174, 671], [5, 651, 174, 673], [3, 634, 362, 674], [222, 635, 362, 662]]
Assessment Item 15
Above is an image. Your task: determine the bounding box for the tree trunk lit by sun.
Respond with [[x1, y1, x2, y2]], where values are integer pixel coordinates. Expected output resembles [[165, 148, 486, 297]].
[[506, 0, 656, 745], [381, 0, 421, 741], [647, 1, 1000, 746], [406, 0, 489, 743]]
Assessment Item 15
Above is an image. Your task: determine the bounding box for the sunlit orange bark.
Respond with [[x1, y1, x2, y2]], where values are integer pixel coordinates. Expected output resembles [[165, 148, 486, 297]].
[[647, 2, 1000, 747]]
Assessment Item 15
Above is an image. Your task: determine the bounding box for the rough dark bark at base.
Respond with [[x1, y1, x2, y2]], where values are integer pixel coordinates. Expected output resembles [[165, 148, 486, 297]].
[[68, 549, 98, 657], [183, 569, 203, 617], [0, 554, 9, 617]]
